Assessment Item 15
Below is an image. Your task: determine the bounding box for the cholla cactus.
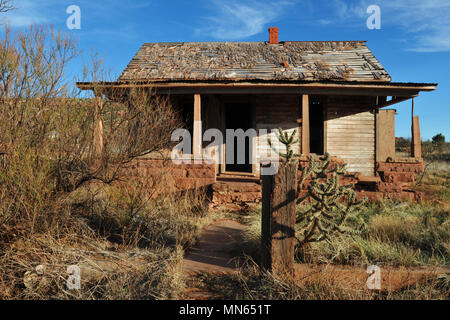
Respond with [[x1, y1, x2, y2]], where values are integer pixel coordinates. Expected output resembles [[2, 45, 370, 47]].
[[295, 153, 366, 246], [268, 128, 299, 161], [270, 130, 365, 247]]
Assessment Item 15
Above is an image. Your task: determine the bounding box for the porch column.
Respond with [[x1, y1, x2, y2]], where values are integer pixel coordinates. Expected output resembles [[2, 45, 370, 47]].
[[412, 117, 422, 158], [220, 103, 226, 174], [301, 94, 310, 155], [411, 98, 422, 159], [93, 93, 104, 156], [376, 109, 396, 162], [193, 94, 202, 161]]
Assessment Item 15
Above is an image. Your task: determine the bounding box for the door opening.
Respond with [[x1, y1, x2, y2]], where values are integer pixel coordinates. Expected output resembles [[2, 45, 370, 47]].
[[310, 99, 324, 154], [225, 103, 253, 173]]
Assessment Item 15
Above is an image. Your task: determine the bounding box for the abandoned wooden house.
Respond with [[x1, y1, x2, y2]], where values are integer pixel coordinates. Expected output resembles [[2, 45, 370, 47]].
[[77, 27, 437, 204]]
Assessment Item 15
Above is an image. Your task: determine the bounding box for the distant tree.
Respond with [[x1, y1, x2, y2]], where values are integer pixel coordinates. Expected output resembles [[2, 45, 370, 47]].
[[395, 137, 412, 154], [432, 133, 445, 153], [432, 134, 445, 145]]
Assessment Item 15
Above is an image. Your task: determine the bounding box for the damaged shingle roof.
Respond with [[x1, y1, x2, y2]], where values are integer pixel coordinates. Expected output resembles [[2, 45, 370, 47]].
[[118, 41, 392, 82]]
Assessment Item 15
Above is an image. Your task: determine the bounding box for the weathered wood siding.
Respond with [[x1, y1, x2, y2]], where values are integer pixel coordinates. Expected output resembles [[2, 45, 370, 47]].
[[326, 96, 376, 176], [255, 95, 300, 173]]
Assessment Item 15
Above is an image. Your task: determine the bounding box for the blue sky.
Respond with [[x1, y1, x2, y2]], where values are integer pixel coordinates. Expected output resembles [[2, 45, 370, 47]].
[[3, 0, 450, 140]]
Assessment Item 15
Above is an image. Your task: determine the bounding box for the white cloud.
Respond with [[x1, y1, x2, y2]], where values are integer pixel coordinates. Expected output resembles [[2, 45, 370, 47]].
[[2, 0, 150, 28], [4, 14, 47, 27], [3, 0, 52, 27], [198, 0, 295, 40], [318, 19, 332, 25], [4, 1, 73, 28], [328, 0, 450, 52], [381, 0, 450, 52], [412, 27, 450, 52]]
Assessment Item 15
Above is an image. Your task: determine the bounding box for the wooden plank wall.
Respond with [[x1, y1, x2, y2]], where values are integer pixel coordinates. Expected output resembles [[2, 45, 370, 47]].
[[326, 95, 377, 176], [255, 95, 300, 174]]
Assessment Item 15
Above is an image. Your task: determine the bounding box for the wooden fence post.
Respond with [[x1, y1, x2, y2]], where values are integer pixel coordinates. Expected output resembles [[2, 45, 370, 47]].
[[261, 161, 297, 277]]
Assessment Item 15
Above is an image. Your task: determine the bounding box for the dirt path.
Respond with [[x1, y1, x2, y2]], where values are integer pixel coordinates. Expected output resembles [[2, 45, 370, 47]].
[[182, 219, 247, 274], [180, 219, 247, 300]]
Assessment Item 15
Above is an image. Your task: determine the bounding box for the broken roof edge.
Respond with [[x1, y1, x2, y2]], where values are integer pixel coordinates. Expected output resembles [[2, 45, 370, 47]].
[[76, 80, 437, 100], [76, 80, 438, 90]]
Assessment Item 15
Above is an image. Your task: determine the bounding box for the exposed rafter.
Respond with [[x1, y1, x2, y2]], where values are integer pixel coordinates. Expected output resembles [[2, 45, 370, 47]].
[[375, 95, 418, 109]]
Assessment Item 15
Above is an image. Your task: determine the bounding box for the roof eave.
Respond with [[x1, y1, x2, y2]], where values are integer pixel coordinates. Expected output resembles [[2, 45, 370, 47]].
[[76, 80, 438, 97]]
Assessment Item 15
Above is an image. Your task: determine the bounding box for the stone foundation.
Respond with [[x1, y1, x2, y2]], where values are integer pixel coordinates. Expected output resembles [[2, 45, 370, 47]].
[[120, 158, 216, 194], [119, 156, 424, 205], [295, 156, 424, 203], [370, 159, 424, 202], [212, 180, 261, 205]]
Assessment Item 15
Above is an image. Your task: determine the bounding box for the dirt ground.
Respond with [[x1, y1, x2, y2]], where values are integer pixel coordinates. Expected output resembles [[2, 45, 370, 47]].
[[180, 218, 449, 299], [182, 219, 247, 274]]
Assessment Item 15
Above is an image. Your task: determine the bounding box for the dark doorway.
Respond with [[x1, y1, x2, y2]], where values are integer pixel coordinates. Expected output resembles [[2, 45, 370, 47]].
[[310, 99, 324, 154], [180, 101, 194, 139], [225, 103, 253, 173]]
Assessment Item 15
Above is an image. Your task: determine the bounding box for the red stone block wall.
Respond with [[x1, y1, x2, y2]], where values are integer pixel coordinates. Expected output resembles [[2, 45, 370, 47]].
[[117, 157, 424, 205], [376, 162, 424, 174], [372, 160, 424, 202], [297, 156, 358, 186], [296, 157, 424, 202], [119, 158, 216, 193]]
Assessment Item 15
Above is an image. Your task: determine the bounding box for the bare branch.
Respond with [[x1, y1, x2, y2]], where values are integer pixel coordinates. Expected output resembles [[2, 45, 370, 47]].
[[0, 0, 14, 13]]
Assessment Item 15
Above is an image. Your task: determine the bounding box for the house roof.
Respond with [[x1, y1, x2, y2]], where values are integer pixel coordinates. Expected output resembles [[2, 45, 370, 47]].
[[118, 41, 392, 83]]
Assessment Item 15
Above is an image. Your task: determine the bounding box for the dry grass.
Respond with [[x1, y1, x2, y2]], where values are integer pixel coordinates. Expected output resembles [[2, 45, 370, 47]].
[[0, 24, 208, 300], [223, 160, 449, 299], [240, 162, 449, 268], [0, 180, 211, 300], [415, 161, 450, 207], [184, 258, 449, 300], [236, 161, 449, 289], [0, 234, 185, 300]]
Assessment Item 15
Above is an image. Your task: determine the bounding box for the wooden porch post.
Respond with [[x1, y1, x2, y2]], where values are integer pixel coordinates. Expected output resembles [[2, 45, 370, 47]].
[[412, 117, 422, 158], [193, 94, 202, 161], [93, 93, 104, 156], [220, 102, 226, 174], [301, 94, 310, 155], [376, 109, 396, 162], [411, 98, 422, 159]]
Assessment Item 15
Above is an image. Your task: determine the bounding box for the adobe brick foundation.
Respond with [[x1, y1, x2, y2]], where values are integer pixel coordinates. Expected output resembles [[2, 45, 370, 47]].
[[211, 157, 425, 207], [212, 179, 262, 207], [369, 159, 424, 202], [119, 158, 216, 195], [119, 156, 424, 206], [297, 157, 424, 202]]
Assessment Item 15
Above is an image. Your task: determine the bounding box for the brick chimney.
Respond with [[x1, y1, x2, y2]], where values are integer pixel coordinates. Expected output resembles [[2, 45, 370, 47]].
[[268, 27, 279, 44]]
